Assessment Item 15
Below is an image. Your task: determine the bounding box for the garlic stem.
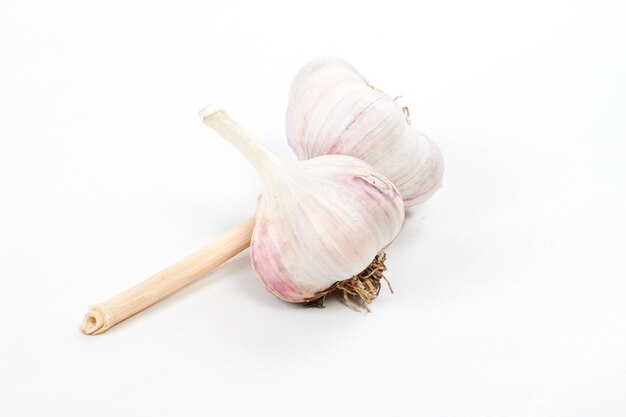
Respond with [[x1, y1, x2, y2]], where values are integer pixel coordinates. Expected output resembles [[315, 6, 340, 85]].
[[199, 105, 282, 175], [81, 216, 255, 335]]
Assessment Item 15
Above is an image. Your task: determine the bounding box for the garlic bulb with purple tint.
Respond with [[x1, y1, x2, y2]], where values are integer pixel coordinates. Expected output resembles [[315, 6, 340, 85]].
[[286, 57, 444, 207], [200, 106, 405, 307]]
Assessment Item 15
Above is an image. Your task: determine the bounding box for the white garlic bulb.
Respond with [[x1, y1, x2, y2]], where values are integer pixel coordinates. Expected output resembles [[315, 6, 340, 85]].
[[200, 106, 405, 305], [286, 57, 444, 206]]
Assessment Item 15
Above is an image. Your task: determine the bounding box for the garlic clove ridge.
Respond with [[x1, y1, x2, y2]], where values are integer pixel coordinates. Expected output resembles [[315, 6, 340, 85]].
[[286, 57, 445, 206]]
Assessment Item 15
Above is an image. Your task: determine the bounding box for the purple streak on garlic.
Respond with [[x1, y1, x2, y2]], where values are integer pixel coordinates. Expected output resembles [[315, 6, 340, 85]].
[[286, 57, 445, 207], [200, 106, 405, 303]]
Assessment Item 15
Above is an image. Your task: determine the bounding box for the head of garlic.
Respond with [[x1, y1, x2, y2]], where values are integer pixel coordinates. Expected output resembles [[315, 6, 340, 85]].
[[286, 57, 444, 207], [200, 106, 405, 308]]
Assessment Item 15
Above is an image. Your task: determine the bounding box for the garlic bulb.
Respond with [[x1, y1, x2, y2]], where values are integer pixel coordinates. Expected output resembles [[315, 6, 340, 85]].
[[200, 106, 405, 306], [286, 57, 444, 206]]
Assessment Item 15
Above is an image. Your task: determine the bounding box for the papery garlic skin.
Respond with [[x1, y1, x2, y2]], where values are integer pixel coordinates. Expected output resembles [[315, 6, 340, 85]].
[[251, 156, 405, 302], [286, 57, 444, 206], [201, 107, 405, 303]]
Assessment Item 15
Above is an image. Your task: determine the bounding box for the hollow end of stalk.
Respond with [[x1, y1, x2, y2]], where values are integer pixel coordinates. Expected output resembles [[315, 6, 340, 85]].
[[81, 308, 106, 335]]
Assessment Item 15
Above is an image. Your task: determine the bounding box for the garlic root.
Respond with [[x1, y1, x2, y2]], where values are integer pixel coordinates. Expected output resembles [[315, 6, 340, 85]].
[[304, 252, 391, 312], [81, 216, 255, 335]]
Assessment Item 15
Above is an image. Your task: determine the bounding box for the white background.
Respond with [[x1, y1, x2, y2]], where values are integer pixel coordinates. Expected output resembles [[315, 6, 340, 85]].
[[1, 1, 625, 416]]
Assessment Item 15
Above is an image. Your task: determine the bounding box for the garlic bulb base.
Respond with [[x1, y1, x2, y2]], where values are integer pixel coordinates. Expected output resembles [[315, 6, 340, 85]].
[[303, 252, 390, 312]]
